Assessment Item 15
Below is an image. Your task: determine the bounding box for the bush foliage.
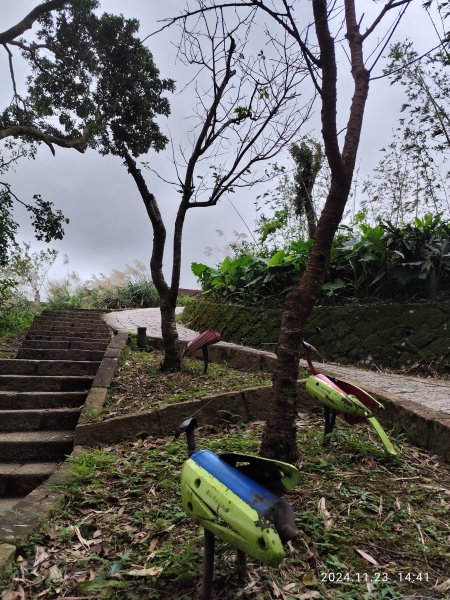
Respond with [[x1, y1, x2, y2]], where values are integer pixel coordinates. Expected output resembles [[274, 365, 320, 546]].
[[192, 214, 450, 305]]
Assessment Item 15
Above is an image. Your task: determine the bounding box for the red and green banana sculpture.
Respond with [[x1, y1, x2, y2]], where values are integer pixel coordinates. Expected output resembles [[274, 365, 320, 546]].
[[303, 341, 397, 457]]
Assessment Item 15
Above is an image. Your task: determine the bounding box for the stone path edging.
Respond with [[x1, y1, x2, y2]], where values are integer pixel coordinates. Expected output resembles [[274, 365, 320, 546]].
[[77, 331, 128, 424], [95, 334, 450, 461], [190, 342, 450, 461], [75, 386, 276, 446]]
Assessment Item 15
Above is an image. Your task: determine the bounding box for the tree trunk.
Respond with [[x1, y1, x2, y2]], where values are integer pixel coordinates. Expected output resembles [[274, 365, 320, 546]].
[[259, 179, 350, 461], [159, 296, 182, 371], [123, 148, 183, 371], [304, 195, 317, 240], [259, 0, 370, 462]]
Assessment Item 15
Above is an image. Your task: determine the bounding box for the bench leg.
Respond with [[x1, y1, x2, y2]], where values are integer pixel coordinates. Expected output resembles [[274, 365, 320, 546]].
[[201, 529, 215, 600]]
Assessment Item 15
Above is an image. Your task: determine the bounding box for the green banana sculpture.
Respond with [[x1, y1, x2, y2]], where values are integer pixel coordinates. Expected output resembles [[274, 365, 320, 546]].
[[303, 341, 397, 457]]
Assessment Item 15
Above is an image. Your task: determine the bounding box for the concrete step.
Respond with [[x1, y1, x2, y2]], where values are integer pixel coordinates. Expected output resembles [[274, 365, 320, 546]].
[[20, 339, 109, 351], [28, 327, 110, 337], [40, 310, 105, 319], [0, 359, 100, 377], [34, 314, 106, 322], [26, 331, 110, 340], [0, 462, 59, 496], [0, 391, 87, 410], [0, 408, 81, 431], [30, 318, 109, 327], [0, 375, 93, 392], [0, 430, 74, 461], [0, 497, 22, 514], [16, 348, 105, 361]]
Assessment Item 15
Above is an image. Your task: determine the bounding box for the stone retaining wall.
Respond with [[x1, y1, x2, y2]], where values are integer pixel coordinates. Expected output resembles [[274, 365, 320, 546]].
[[181, 300, 450, 374]]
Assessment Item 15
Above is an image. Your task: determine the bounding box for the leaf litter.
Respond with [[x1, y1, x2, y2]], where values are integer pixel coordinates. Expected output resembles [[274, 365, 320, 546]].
[[2, 389, 450, 598]]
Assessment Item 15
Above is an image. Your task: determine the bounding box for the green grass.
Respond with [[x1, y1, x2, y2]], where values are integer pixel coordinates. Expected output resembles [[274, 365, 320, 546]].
[[4, 417, 450, 599], [90, 345, 271, 421], [0, 304, 40, 357]]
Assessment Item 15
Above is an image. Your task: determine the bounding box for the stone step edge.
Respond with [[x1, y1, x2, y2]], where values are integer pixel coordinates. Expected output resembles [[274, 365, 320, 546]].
[[0, 331, 129, 573], [0, 408, 80, 415], [0, 463, 60, 497], [0, 409, 80, 431]]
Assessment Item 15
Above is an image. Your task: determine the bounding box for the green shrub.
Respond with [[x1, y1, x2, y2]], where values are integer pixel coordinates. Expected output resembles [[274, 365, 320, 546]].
[[45, 276, 160, 311], [176, 294, 195, 307], [92, 279, 160, 309], [0, 280, 39, 335], [193, 214, 450, 305], [45, 293, 86, 310]]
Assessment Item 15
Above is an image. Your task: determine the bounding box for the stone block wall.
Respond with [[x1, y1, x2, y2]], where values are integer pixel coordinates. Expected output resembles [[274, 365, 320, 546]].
[[181, 300, 450, 374]]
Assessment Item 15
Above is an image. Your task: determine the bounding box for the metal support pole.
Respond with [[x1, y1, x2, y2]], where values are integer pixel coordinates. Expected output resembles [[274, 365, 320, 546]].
[[201, 529, 215, 600], [236, 549, 247, 582], [202, 345, 209, 374], [323, 407, 336, 445]]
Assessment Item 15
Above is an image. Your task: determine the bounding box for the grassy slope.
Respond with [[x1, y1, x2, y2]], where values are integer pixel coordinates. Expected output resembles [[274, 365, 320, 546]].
[[84, 345, 271, 422]]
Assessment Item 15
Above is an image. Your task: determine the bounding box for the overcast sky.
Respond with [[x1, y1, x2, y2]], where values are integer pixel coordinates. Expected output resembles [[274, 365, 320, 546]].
[[2, 1, 447, 291]]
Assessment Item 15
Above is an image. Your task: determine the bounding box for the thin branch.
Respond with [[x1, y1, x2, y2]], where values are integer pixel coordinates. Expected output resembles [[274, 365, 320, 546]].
[[367, 2, 410, 73], [362, 0, 413, 41], [0, 150, 27, 171], [370, 42, 442, 81], [3, 44, 19, 104], [0, 181, 31, 209], [146, 3, 256, 40]]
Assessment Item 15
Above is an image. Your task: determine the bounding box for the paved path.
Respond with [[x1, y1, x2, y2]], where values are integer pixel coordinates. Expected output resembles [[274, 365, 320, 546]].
[[103, 308, 450, 416]]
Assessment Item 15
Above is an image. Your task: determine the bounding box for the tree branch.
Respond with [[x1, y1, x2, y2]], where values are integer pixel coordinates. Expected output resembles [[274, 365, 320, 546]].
[[122, 148, 169, 298], [313, 0, 345, 177], [362, 0, 413, 41], [0, 0, 72, 45], [182, 36, 237, 203], [0, 124, 93, 154]]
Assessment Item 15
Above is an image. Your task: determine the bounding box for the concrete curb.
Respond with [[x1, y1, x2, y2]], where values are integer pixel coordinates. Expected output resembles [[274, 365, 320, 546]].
[[141, 337, 450, 461], [336, 376, 450, 461], [75, 386, 281, 446], [77, 331, 128, 423], [0, 330, 129, 575], [93, 335, 450, 460]]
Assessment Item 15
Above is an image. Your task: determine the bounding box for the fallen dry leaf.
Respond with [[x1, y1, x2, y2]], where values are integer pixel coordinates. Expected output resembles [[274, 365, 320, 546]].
[[355, 548, 379, 566], [2, 588, 26, 600], [48, 564, 63, 582], [436, 579, 450, 592], [33, 546, 49, 568], [317, 497, 333, 529], [127, 566, 163, 577], [299, 592, 321, 600]]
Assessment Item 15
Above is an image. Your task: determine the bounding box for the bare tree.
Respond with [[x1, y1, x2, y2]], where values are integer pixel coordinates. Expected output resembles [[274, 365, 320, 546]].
[[164, 0, 415, 459], [123, 12, 312, 370]]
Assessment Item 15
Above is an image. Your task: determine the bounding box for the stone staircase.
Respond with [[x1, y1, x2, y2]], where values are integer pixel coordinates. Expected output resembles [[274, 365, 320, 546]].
[[0, 310, 111, 515]]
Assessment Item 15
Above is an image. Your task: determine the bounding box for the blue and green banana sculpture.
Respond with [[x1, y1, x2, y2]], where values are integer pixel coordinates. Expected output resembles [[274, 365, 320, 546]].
[[303, 341, 397, 457]]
